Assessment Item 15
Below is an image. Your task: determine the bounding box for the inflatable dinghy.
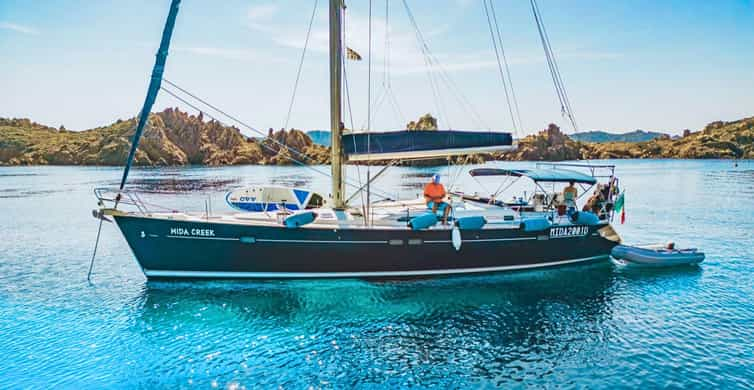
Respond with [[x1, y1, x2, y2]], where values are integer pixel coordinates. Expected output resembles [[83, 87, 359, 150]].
[[611, 244, 705, 267]]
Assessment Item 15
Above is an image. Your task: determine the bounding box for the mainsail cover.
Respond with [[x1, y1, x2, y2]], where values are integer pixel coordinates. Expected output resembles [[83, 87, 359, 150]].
[[119, 0, 181, 190], [342, 130, 514, 162]]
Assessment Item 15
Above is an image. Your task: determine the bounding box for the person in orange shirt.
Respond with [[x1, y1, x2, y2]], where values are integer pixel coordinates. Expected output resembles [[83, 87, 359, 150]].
[[424, 174, 452, 224]]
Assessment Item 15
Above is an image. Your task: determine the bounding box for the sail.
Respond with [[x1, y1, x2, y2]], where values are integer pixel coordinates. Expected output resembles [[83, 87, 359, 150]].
[[119, 0, 181, 190], [342, 130, 514, 162]]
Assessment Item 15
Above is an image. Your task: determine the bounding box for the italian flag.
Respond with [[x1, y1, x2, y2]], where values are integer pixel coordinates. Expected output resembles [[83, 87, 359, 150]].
[[614, 192, 626, 224]]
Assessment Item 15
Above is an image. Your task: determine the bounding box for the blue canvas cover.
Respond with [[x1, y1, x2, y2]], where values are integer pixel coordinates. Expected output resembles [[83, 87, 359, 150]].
[[343, 130, 513, 159], [409, 213, 440, 230], [456, 216, 487, 230], [521, 217, 551, 232]]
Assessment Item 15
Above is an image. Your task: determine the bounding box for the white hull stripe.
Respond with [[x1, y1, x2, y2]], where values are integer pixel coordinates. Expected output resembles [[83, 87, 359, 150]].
[[256, 239, 384, 244], [424, 237, 536, 244], [161, 236, 539, 244], [143, 255, 609, 279]]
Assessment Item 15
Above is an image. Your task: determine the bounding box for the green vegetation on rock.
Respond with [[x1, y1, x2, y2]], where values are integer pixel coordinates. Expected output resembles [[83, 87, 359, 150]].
[[586, 117, 754, 159], [406, 114, 438, 131], [569, 129, 669, 143], [0, 108, 329, 166], [1, 111, 751, 166]]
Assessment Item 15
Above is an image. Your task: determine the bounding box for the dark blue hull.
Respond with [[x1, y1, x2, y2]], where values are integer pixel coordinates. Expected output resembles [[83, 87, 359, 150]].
[[113, 215, 619, 279]]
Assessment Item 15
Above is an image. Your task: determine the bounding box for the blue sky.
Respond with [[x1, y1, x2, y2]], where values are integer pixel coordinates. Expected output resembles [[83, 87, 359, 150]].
[[1, 0, 753, 136]]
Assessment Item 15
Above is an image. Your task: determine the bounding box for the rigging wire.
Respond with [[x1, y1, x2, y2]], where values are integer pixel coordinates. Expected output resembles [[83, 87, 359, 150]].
[[489, 0, 524, 133], [163, 79, 315, 166], [377, 0, 396, 125], [383, 0, 391, 89], [283, 0, 319, 130], [536, 1, 576, 126], [400, 0, 449, 128], [483, 0, 518, 133], [378, 0, 407, 127], [366, 0, 373, 225], [159, 81, 395, 200], [160, 87, 323, 171], [530, 0, 578, 132], [400, 0, 488, 130], [341, 3, 368, 213], [358, 0, 405, 131], [386, 87, 406, 125]]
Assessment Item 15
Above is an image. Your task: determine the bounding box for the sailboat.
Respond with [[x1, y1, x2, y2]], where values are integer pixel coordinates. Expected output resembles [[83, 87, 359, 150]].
[[93, 0, 622, 279]]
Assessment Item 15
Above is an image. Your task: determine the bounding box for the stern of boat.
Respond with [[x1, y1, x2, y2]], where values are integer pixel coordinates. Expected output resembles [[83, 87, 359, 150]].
[[597, 223, 622, 244]]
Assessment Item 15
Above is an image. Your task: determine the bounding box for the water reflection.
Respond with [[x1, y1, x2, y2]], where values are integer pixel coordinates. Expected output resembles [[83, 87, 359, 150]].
[[112, 177, 242, 193], [137, 263, 614, 321], [614, 263, 703, 282], [129, 263, 619, 385], [2, 161, 751, 387], [705, 169, 754, 196], [0, 172, 43, 177], [0, 188, 68, 198]]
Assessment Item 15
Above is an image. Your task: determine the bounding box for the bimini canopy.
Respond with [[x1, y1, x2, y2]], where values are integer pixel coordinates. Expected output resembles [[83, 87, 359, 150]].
[[469, 168, 597, 185], [342, 130, 514, 162]]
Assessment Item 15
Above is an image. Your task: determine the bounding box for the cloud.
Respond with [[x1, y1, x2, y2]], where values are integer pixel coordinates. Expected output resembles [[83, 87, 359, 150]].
[[0, 21, 39, 35], [247, 7, 472, 73], [247, 3, 279, 30], [240, 3, 621, 76]]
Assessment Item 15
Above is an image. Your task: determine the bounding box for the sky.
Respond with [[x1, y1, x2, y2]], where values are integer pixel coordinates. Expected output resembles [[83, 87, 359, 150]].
[[1, 0, 753, 137]]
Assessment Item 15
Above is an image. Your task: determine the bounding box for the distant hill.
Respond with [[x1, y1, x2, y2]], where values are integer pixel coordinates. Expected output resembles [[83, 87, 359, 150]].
[[2, 110, 752, 166], [307, 130, 331, 147], [495, 117, 754, 161], [0, 108, 329, 166], [570, 130, 669, 143], [587, 117, 754, 159]]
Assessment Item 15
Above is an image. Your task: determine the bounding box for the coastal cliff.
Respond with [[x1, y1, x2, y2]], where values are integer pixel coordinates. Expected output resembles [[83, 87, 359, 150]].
[[496, 117, 753, 160], [1, 110, 752, 166], [585, 117, 754, 159], [498, 123, 585, 161], [0, 108, 328, 166]]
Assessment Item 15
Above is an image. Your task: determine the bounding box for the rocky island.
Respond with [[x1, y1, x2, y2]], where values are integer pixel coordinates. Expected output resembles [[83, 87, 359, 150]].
[[1, 109, 752, 166], [0, 108, 328, 166], [585, 117, 754, 159]]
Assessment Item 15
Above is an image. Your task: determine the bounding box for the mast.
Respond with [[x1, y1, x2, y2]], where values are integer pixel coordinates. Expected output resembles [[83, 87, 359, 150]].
[[329, 0, 345, 209]]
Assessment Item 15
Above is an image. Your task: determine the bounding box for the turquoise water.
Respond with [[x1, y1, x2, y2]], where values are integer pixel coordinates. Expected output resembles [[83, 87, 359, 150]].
[[1, 160, 753, 388]]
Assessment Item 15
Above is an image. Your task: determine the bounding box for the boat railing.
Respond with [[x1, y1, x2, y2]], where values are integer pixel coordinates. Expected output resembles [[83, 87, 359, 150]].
[[94, 187, 152, 214]]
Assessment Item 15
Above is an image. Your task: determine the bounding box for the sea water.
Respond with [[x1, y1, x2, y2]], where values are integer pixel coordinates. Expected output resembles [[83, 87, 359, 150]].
[[1, 160, 753, 388]]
